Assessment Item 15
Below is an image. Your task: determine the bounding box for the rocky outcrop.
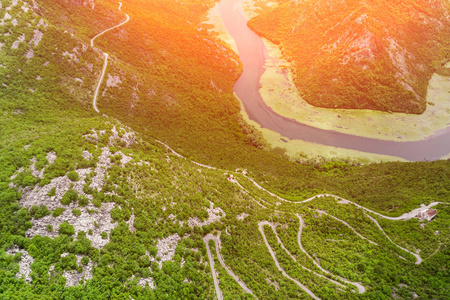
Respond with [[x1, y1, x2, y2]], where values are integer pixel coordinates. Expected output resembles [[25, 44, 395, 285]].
[[6, 246, 34, 282]]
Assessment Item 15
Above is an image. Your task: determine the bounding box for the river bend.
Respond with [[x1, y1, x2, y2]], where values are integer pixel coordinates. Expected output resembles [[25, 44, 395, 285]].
[[218, 0, 450, 161]]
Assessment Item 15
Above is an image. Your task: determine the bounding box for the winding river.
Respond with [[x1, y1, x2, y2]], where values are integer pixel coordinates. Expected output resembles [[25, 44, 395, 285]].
[[218, 0, 450, 161]]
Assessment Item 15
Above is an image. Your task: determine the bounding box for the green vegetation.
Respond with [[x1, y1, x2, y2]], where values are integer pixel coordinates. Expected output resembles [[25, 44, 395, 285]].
[[47, 187, 56, 197], [78, 195, 90, 207], [59, 222, 75, 236], [0, 0, 448, 299], [248, 0, 450, 113], [30, 205, 50, 219], [61, 189, 79, 205], [52, 207, 66, 217], [67, 170, 80, 182]]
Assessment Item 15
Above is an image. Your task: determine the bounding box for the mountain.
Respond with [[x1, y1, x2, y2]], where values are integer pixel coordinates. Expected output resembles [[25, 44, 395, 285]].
[[0, 0, 449, 299], [248, 0, 450, 113]]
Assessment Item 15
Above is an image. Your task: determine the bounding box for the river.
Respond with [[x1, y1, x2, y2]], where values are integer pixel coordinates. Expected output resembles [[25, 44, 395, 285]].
[[218, 0, 450, 161]]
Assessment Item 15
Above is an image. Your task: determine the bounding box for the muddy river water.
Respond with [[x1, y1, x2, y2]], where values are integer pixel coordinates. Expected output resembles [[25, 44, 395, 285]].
[[218, 0, 450, 161]]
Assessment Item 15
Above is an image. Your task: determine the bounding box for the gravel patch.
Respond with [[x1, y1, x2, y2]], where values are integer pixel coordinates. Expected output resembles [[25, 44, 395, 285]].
[[83, 129, 100, 142], [188, 203, 225, 228], [138, 277, 156, 289], [109, 126, 136, 148], [106, 74, 122, 87], [3, 12, 12, 21], [36, 18, 47, 28], [29, 157, 43, 178], [127, 214, 136, 232], [236, 213, 249, 221], [20, 168, 92, 210], [90, 147, 112, 191], [46, 151, 57, 164], [25, 49, 34, 61], [11, 33, 25, 49], [155, 234, 181, 268], [82, 150, 93, 160], [62, 254, 95, 287], [10, 167, 24, 180], [6, 246, 34, 282], [26, 201, 117, 249], [29, 29, 43, 47]]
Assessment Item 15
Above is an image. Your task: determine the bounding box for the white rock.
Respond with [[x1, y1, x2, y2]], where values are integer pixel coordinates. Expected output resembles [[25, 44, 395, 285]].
[[46, 152, 57, 164], [138, 276, 155, 289], [29, 29, 44, 47], [188, 202, 225, 228], [63, 254, 95, 287], [11, 34, 25, 49], [90, 147, 112, 191], [6, 246, 34, 282], [155, 234, 181, 268], [82, 150, 93, 160], [236, 212, 249, 221]]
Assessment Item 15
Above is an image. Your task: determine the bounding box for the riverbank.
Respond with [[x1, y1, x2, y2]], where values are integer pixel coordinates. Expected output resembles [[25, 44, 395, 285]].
[[203, 1, 408, 162], [236, 94, 406, 163], [210, 0, 450, 143], [260, 47, 450, 142], [203, 3, 239, 55]]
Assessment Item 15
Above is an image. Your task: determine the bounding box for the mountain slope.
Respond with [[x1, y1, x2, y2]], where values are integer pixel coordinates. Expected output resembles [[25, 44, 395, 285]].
[[1, 0, 449, 299], [248, 0, 450, 113]]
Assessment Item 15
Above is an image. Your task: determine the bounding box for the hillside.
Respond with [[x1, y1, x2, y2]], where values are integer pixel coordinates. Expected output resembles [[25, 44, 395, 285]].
[[248, 0, 450, 113], [0, 0, 449, 299]]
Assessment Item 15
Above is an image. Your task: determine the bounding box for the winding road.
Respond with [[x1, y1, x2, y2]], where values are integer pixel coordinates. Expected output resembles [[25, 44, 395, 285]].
[[83, 1, 446, 298], [365, 214, 422, 264], [204, 234, 223, 300], [240, 176, 444, 222], [258, 222, 320, 300], [315, 211, 378, 246], [296, 214, 366, 293], [235, 176, 441, 265], [203, 233, 255, 299], [154, 137, 443, 297], [90, 2, 130, 113]]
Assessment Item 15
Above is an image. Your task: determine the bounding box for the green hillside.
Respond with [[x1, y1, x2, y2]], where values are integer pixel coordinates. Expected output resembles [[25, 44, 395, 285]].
[[248, 0, 450, 113], [0, 0, 449, 299]]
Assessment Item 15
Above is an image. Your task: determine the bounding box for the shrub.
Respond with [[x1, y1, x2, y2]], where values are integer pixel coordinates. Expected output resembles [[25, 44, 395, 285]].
[[30, 205, 50, 219], [52, 207, 65, 217], [60, 189, 78, 205], [83, 184, 93, 194], [59, 222, 75, 235], [78, 195, 89, 207], [92, 198, 101, 208], [67, 170, 79, 182], [21, 175, 36, 187], [47, 187, 56, 197], [39, 177, 51, 187], [111, 206, 123, 221], [81, 256, 89, 265], [72, 209, 81, 216]]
